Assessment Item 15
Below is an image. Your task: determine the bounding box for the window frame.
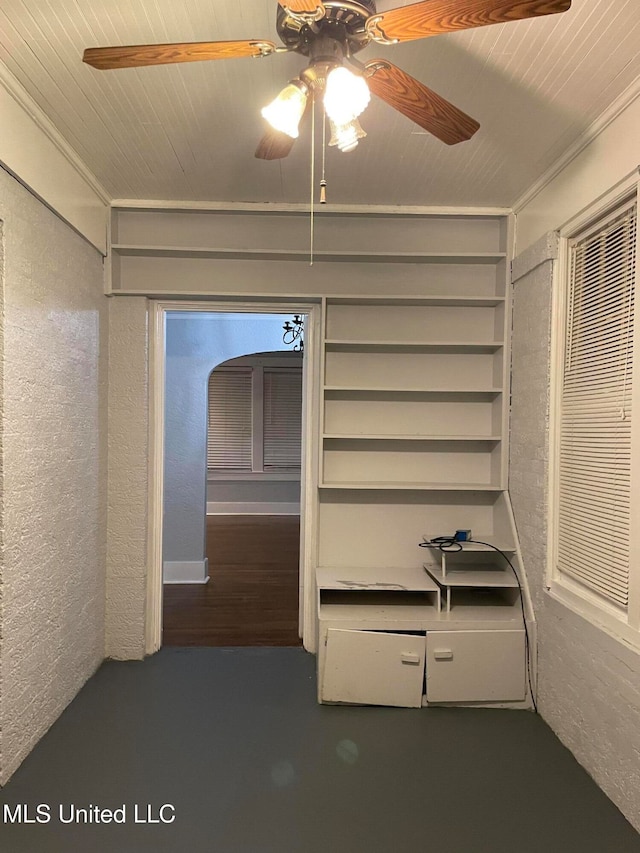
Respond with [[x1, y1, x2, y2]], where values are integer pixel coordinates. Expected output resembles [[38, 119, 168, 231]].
[[547, 175, 640, 648]]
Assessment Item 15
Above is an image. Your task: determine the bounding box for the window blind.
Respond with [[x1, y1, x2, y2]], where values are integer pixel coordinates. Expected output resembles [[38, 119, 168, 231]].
[[263, 368, 302, 469], [207, 368, 252, 469], [557, 203, 636, 607]]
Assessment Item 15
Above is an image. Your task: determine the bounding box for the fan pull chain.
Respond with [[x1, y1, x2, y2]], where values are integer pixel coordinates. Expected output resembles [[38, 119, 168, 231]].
[[309, 97, 315, 266], [320, 109, 327, 204]]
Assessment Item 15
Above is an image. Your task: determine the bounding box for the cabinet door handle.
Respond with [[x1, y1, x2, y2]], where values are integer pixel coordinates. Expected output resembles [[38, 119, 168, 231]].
[[401, 653, 421, 665], [433, 649, 454, 661]]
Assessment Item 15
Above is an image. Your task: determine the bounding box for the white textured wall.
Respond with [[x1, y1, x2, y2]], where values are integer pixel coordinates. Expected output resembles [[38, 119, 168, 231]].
[[0, 166, 107, 784], [106, 297, 148, 659], [510, 234, 640, 831]]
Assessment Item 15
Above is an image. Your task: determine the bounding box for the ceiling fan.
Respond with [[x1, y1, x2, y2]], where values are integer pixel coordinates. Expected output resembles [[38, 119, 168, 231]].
[[83, 0, 572, 159]]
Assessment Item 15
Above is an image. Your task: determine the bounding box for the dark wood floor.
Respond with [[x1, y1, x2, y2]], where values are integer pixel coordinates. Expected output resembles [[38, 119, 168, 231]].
[[162, 515, 302, 646]]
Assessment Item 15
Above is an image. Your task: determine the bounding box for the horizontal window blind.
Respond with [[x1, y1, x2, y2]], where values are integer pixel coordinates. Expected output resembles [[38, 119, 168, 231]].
[[207, 368, 252, 469], [264, 368, 302, 469], [557, 203, 636, 607]]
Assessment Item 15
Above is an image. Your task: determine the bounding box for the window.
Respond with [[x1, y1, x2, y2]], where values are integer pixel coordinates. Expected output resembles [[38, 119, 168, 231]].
[[551, 196, 638, 635], [263, 368, 303, 469], [207, 368, 253, 470], [207, 364, 302, 473]]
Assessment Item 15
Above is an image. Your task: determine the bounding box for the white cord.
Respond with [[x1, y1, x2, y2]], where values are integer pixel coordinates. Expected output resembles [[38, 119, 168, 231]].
[[320, 109, 327, 205], [310, 98, 315, 266]]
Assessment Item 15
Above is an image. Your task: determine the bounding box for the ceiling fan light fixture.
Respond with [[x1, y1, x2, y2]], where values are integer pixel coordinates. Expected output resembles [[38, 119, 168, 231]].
[[261, 79, 309, 138], [323, 66, 370, 126], [328, 116, 367, 153]]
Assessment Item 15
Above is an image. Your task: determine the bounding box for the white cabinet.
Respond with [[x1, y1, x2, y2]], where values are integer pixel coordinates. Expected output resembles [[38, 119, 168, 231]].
[[320, 627, 525, 707], [317, 563, 527, 708], [323, 629, 426, 708], [425, 630, 525, 702]]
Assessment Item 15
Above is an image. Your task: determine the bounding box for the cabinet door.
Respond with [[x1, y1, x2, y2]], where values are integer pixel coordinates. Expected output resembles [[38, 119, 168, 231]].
[[321, 629, 425, 708], [426, 630, 525, 703]]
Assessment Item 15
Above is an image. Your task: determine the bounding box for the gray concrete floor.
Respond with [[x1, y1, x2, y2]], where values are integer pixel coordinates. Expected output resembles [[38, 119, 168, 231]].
[[0, 647, 639, 853]]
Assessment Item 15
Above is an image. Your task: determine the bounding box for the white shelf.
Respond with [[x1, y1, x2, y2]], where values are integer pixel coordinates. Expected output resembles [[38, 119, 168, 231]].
[[317, 565, 441, 625], [319, 482, 503, 491], [323, 434, 501, 442], [326, 295, 506, 307], [323, 386, 503, 396], [430, 605, 522, 625], [420, 538, 515, 552], [324, 340, 503, 353], [319, 602, 435, 625], [112, 245, 507, 264], [317, 565, 440, 591], [424, 565, 519, 588], [319, 604, 521, 632]]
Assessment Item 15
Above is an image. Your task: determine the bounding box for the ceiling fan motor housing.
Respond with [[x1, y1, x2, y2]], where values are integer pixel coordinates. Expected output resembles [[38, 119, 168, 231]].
[[277, 1, 377, 56]]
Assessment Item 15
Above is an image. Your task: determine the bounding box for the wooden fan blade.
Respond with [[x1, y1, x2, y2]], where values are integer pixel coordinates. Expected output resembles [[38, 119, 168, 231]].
[[279, 0, 325, 13], [255, 127, 297, 160], [366, 60, 479, 145], [83, 39, 276, 70], [369, 0, 571, 43]]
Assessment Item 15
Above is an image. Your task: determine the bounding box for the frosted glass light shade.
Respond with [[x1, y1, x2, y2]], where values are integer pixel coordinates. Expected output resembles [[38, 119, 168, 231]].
[[323, 67, 370, 126], [328, 117, 367, 153], [261, 81, 308, 138]]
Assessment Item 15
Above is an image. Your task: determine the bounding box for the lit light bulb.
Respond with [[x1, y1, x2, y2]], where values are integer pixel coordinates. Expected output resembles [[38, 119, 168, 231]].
[[323, 66, 370, 126], [261, 80, 308, 138], [328, 117, 367, 153]]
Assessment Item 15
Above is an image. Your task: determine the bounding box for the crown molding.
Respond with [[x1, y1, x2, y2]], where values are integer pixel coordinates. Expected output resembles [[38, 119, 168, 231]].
[[0, 60, 110, 205], [512, 75, 640, 215]]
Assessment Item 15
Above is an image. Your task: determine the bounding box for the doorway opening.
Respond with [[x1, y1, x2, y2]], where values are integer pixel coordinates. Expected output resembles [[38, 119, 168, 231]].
[[148, 303, 319, 652]]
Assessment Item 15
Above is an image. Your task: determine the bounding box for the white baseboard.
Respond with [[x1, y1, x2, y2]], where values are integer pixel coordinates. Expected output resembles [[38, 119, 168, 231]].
[[207, 501, 300, 515], [163, 558, 209, 584]]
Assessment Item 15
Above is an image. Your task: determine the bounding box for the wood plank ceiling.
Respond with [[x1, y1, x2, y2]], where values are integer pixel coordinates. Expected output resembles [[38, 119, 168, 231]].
[[0, 0, 638, 206]]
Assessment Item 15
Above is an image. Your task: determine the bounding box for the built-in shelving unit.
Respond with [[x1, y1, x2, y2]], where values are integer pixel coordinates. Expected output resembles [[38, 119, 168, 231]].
[[315, 212, 532, 708], [319, 290, 508, 492], [110, 205, 533, 708], [108, 207, 511, 298]]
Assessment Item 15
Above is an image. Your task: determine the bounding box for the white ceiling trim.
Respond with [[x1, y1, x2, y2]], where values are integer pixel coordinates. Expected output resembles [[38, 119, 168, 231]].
[[0, 60, 109, 205], [513, 73, 640, 216], [0, 59, 109, 251]]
